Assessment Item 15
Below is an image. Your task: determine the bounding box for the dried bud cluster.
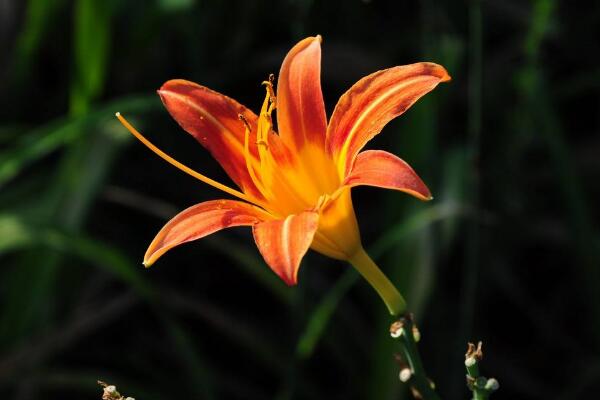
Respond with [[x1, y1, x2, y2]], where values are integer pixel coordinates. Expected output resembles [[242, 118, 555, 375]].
[[390, 320, 404, 338], [464, 342, 499, 398], [98, 381, 135, 400]]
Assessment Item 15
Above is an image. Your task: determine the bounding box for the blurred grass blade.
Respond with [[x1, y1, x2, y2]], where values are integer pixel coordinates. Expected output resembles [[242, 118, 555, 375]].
[[516, 0, 599, 344], [10, 0, 68, 83], [70, 0, 113, 115], [0, 95, 157, 188], [0, 214, 154, 300], [101, 185, 292, 303], [0, 215, 218, 397], [295, 270, 357, 359], [157, 0, 196, 12], [370, 203, 463, 258], [206, 237, 292, 304], [439, 148, 469, 249], [156, 315, 216, 399]]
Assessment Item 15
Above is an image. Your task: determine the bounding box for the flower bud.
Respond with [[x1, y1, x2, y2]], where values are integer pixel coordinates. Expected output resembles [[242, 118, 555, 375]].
[[399, 368, 412, 382], [412, 326, 421, 342], [485, 378, 499, 391]]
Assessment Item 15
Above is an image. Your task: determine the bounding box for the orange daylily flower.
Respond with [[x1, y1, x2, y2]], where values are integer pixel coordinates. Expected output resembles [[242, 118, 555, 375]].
[[116, 36, 450, 315]]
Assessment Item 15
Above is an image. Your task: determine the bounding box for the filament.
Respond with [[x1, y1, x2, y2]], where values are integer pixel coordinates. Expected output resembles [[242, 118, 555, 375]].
[[115, 112, 254, 204]]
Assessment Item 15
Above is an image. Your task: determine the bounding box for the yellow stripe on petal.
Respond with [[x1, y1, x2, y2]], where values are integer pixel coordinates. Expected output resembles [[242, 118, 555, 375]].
[[327, 63, 450, 178], [277, 36, 327, 151], [253, 211, 319, 285], [144, 199, 271, 266], [344, 150, 432, 201]]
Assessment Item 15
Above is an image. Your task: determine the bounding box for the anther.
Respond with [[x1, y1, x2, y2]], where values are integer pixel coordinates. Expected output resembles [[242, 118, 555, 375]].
[[262, 76, 276, 106], [115, 112, 253, 204], [238, 114, 251, 130]]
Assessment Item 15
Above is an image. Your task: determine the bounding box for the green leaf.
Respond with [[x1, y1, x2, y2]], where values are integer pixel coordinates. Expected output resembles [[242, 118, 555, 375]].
[[0, 95, 157, 188], [70, 0, 114, 115], [0, 214, 154, 300], [10, 0, 68, 83]]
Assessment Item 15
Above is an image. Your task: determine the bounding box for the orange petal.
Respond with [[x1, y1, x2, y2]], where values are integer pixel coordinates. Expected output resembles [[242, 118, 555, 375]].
[[144, 200, 270, 266], [277, 36, 327, 151], [327, 63, 450, 177], [158, 80, 264, 200], [344, 150, 432, 201], [252, 211, 319, 285]]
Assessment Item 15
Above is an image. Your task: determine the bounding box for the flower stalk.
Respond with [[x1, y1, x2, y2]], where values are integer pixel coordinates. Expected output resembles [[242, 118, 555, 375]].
[[349, 248, 406, 315], [391, 314, 440, 400]]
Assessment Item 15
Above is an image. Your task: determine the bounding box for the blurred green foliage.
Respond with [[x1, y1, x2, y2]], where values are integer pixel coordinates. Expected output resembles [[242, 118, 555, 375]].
[[1, 0, 599, 399]]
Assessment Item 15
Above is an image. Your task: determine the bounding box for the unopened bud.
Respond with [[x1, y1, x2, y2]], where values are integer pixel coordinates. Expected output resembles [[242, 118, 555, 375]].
[[399, 368, 412, 382], [465, 357, 477, 368], [390, 321, 404, 338], [475, 377, 487, 388], [485, 378, 499, 391], [391, 328, 404, 338], [412, 326, 421, 342]]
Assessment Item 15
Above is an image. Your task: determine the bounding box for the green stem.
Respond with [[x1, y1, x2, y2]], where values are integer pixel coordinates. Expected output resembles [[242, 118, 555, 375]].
[[466, 362, 487, 400], [348, 247, 406, 315], [465, 342, 498, 400], [393, 315, 440, 400]]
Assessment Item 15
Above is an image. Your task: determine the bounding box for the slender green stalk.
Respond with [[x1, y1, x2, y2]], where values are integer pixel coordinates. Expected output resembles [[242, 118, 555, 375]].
[[453, 0, 483, 396], [391, 315, 440, 400]]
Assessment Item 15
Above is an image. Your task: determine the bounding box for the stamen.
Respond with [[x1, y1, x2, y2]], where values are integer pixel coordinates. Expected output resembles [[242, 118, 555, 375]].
[[328, 185, 349, 204], [115, 112, 254, 204], [256, 79, 275, 180], [262, 74, 276, 110], [239, 114, 271, 200], [255, 75, 321, 210], [313, 194, 330, 212], [238, 113, 251, 130]]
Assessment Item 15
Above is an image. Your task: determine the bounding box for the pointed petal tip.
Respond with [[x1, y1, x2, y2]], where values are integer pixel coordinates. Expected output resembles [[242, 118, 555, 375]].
[[413, 187, 433, 201], [315, 34, 323, 43], [420, 187, 434, 201], [252, 211, 318, 288], [423, 62, 451, 82], [142, 260, 152, 268], [344, 150, 433, 202], [440, 69, 452, 82]]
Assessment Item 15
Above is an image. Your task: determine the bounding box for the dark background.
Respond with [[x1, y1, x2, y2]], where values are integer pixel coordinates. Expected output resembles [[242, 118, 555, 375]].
[[1, 0, 599, 399]]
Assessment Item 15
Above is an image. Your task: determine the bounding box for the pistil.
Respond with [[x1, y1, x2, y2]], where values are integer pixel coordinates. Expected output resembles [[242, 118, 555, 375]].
[[115, 112, 256, 204]]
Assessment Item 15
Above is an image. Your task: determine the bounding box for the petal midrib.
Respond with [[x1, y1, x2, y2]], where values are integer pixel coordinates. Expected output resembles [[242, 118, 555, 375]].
[[333, 75, 438, 176]]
